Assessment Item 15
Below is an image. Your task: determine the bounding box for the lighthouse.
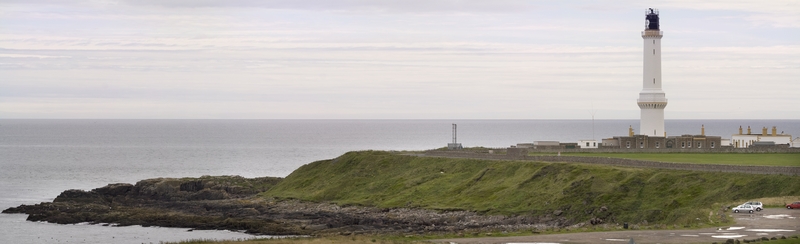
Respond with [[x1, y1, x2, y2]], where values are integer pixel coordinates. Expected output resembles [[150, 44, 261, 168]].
[[638, 8, 668, 136]]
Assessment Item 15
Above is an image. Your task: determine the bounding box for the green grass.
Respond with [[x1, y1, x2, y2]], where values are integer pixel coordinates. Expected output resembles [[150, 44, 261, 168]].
[[541, 153, 800, 166], [261, 151, 800, 227]]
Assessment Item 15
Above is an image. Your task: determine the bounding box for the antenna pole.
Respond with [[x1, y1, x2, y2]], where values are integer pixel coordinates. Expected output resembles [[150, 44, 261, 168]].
[[452, 123, 457, 144], [590, 104, 596, 140]]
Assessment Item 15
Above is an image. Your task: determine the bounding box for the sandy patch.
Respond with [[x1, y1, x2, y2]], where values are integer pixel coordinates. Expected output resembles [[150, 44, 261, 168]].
[[745, 229, 795, 232], [763, 214, 796, 219]]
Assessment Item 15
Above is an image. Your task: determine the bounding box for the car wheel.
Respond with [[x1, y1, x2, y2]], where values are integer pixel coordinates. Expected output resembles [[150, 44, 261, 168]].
[[734, 209, 739, 213], [749, 210, 754, 213], [757, 208, 762, 211], [789, 206, 793, 209]]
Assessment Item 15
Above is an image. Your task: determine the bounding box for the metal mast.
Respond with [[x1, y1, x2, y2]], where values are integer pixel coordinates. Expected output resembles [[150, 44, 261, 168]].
[[452, 123, 457, 144]]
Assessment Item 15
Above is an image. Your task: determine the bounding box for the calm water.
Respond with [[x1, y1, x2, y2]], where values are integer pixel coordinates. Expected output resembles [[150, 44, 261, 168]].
[[1, 119, 798, 243]]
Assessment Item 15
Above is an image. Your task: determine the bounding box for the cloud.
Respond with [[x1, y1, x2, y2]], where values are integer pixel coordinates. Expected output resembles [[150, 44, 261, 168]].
[[1, 0, 798, 119], [115, 0, 540, 13], [0, 53, 70, 58]]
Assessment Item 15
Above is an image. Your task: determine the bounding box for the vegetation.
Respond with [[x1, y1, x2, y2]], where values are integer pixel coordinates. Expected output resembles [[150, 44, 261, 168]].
[[261, 151, 800, 227], [163, 234, 800, 244], [538, 152, 800, 166], [750, 195, 800, 208], [161, 236, 415, 244]]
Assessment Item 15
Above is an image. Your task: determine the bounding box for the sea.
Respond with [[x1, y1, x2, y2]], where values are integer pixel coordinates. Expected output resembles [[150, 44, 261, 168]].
[[1, 119, 798, 244]]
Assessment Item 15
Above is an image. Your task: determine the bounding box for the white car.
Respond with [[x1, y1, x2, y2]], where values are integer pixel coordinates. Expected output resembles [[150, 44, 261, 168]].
[[744, 201, 763, 211], [732, 204, 755, 213]]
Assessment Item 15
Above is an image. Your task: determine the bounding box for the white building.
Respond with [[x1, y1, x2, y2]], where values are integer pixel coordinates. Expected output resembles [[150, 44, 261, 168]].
[[731, 126, 793, 148], [578, 140, 599, 149], [637, 8, 668, 137]]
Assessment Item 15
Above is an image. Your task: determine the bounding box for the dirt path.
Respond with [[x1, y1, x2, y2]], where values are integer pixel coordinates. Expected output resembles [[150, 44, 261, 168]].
[[431, 208, 800, 244]]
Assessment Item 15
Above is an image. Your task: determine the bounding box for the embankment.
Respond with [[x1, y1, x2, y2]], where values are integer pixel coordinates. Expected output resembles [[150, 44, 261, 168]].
[[4, 151, 800, 236], [263, 151, 800, 227]]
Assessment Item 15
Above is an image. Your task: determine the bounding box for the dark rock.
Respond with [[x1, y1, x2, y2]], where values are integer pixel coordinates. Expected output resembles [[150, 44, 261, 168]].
[[53, 189, 103, 204], [188, 189, 229, 201], [180, 180, 204, 192], [553, 210, 563, 216], [93, 183, 133, 197]]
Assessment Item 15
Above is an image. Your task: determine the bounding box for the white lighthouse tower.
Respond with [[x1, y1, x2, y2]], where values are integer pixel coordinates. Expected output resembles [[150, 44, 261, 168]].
[[638, 8, 668, 136]]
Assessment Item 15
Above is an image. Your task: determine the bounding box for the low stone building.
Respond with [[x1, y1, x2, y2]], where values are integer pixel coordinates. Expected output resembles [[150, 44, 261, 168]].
[[603, 125, 721, 150]]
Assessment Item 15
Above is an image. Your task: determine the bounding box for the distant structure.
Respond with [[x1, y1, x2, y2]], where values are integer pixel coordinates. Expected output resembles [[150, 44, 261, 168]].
[[731, 126, 792, 148], [447, 123, 463, 150], [578, 140, 599, 149], [507, 9, 797, 152], [638, 8, 668, 137], [604, 125, 721, 149]]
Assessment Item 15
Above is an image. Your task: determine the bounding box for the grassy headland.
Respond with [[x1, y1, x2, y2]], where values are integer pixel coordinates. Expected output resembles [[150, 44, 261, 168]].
[[536, 153, 800, 166], [262, 151, 800, 227]]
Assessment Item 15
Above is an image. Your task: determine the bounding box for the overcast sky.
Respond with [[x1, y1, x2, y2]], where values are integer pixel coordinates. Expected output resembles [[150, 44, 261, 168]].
[[1, 0, 798, 119]]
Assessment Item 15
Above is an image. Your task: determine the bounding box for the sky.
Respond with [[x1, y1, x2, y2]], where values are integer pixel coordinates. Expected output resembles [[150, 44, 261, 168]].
[[1, 0, 798, 119]]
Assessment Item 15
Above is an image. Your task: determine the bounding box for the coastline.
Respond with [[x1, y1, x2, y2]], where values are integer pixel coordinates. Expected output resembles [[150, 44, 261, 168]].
[[5, 150, 800, 239], [3, 175, 559, 236]]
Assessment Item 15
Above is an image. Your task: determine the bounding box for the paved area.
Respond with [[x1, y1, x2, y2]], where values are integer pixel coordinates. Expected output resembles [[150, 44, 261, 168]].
[[432, 208, 799, 244]]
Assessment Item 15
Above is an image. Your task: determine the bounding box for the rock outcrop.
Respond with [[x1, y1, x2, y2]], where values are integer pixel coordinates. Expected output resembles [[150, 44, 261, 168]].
[[3, 175, 573, 236]]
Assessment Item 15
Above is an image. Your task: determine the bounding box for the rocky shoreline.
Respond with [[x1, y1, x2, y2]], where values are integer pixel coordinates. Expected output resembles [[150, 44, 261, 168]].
[[2, 176, 576, 236]]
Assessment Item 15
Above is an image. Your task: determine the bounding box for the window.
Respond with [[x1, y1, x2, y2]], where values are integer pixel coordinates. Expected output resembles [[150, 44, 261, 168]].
[[653, 49, 655, 55], [639, 142, 644, 148], [626, 141, 631, 148], [711, 141, 716, 148], [697, 142, 702, 148], [593, 142, 596, 147], [586, 142, 590, 147], [688, 141, 692, 148], [681, 142, 685, 148], [653, 40, 655, 44], [653, 78, 655, 84], [655, 141, 661, 148]]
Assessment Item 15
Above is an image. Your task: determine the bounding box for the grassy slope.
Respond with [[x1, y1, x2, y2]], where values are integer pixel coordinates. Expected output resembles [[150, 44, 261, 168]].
[[550, 153, 800, 166], [261, 151, 800, 227]]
